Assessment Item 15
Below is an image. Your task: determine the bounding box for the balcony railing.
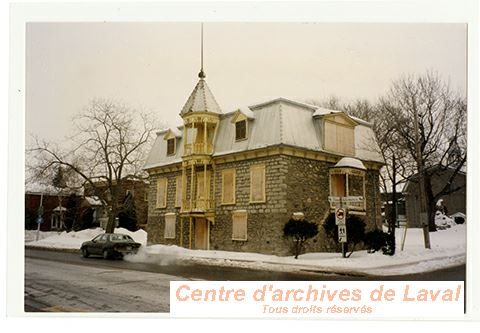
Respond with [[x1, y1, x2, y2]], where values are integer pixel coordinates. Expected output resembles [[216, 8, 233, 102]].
[[181, 198, 214, 213], [184, 143, 213, 156]]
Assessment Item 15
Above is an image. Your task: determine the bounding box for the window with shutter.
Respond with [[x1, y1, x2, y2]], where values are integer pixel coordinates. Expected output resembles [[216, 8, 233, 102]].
[[232, 210, 247, 241], [156, 178, 167, 208], [164, 213, 176, 239], [222, 169, 236, 205], [324, 120, 354, 156], [235, 120, 247, 141], [250, 164, 266, 203], [175, 176, 183, 208]]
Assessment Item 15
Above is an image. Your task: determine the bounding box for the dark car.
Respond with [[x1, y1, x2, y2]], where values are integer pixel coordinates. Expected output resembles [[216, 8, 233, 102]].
[[81, 233, 141, 259]]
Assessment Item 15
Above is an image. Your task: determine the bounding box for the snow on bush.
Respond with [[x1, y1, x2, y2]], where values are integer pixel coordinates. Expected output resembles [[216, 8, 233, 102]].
[[435, 211, 456, 229]]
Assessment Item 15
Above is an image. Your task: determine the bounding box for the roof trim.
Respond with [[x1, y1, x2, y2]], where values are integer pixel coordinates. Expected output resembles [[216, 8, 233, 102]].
[[249, 97, 319, 111]]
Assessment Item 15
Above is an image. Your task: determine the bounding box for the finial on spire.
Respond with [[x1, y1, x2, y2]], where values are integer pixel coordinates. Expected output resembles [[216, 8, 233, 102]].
[[198, 22, 206, 79]]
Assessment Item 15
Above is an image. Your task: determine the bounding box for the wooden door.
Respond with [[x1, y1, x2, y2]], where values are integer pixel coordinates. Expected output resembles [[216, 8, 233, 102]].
[[194, 218, 208, 250]]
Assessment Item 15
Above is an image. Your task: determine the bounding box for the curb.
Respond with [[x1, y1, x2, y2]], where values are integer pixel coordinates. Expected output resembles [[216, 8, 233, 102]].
[[25, 245, 80, 254]]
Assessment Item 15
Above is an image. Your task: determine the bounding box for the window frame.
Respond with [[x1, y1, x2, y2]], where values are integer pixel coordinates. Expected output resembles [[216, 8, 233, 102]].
[[166, 138, 176, 156], [235, 119, 248, 142]]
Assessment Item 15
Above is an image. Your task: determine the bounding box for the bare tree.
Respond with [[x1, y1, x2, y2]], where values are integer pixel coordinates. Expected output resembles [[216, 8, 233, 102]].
[[28, 99, 159, 233], [378, 71, 467, 231]]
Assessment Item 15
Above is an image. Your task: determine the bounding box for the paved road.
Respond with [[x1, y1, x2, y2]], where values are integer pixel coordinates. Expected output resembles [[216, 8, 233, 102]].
[[24, 249, 465, 312]]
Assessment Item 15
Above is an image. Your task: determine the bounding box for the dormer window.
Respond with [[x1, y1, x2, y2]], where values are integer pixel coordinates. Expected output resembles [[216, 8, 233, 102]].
[[231, 108, 254, 142], [235, 120, 247, 141], [167, 138, 176, 156]]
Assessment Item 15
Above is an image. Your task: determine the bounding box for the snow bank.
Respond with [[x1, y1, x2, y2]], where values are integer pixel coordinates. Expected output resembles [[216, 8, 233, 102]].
[[25, 228, 147, 249], [435, 212, 456, 229], [25, 224, 465, 276], [124, 224, 466, 276]]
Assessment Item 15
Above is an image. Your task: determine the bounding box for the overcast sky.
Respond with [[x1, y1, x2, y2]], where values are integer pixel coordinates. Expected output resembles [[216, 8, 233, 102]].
[[26, 22, 466, 144]]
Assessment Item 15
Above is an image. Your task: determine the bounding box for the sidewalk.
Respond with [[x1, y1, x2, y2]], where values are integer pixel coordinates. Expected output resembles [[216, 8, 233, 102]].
[[25, 224, 466, 277]]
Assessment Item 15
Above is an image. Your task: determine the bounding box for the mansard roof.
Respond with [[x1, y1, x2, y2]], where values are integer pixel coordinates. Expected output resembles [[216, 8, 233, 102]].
[[144, 97, 384, 170]]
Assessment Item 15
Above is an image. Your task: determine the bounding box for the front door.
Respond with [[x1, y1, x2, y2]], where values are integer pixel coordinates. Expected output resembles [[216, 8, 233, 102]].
[[194, 218, 208, 250]]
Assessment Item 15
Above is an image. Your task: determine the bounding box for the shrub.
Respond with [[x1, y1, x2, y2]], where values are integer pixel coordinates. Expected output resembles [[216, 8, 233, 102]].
[[283, 218, 319, 259], [323, 213, 366, 257], [364, 229, 389, 253]]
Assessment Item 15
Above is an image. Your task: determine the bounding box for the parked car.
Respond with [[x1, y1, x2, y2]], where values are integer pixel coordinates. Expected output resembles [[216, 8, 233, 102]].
[[81, 233, 141, 259]]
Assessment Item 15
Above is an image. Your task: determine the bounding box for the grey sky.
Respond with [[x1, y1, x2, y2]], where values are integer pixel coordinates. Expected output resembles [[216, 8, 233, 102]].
[[26, 22, 466, 144]]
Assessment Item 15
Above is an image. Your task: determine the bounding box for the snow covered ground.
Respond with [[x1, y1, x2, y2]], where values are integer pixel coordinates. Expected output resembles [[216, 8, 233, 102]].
[[25, 224, 465, 276], [25, 228, 147, 249]]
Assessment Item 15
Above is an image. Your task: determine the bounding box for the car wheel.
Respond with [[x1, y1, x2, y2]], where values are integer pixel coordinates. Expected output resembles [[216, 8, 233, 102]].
[[81, 247, 89, 258], [103, 249, 110, 260]]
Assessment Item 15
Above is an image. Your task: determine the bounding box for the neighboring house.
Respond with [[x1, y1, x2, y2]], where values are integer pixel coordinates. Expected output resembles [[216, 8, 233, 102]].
[[403, 166, 466, 228], [25, 192, 69, 231], [82, 196, 108, 229], [380, 191, 407, 227], [84, 179, 149, 230], [143, 71, 384, 256]]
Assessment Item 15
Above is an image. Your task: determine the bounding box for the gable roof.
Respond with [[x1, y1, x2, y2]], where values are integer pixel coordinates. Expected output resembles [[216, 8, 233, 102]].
[[180, 78, 222, 116]]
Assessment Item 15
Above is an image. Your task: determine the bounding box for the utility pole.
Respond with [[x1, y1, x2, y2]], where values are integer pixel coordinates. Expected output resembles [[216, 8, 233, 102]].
[[412, 104, 431, 249]]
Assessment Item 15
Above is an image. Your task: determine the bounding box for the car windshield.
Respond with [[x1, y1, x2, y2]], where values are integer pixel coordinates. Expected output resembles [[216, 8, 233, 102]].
[[110, 234, 133, 242]]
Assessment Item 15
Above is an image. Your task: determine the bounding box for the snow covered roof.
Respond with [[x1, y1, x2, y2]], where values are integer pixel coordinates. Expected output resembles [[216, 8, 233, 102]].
[[144, 97, 384, 170], [84, 196, 105, 206], [333, 157, 366, 170], [180, 78, 222, 116], [157, 126, 183, 138]]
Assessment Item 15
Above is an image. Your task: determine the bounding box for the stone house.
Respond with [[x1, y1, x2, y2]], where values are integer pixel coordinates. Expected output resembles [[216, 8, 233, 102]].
[[143, 73, 384, 255], [403, 166, 466, 228]]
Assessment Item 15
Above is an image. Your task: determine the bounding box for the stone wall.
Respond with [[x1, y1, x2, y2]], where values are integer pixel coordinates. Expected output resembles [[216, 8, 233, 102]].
[[211, 155, 291, 255], [283, 155, 334, 253], [145, 170, 182, 245], [146, 154, 383, 256]]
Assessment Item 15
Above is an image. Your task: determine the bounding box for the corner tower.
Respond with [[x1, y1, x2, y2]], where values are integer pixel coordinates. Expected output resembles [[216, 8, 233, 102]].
[[179, 26, 222, 249]]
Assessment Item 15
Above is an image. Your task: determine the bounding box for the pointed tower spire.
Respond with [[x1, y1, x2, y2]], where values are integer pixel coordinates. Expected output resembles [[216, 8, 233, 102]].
[[180, 23, 222, 116], [198, 23, 206, 79]]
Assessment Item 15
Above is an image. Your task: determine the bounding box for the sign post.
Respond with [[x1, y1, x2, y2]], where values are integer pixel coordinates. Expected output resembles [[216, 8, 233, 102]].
[[329, 196, 364, 258], [36, 193, 44, 241], [335, 200, 347, 258]]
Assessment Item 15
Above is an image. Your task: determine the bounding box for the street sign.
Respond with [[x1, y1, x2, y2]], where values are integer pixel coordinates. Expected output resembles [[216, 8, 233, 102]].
[[338, 225, 347, 243], [328, 196, 341, 203], [342, 196, 364, 202], [335, 207, 346, 225], [36, 216, 44, 225]]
